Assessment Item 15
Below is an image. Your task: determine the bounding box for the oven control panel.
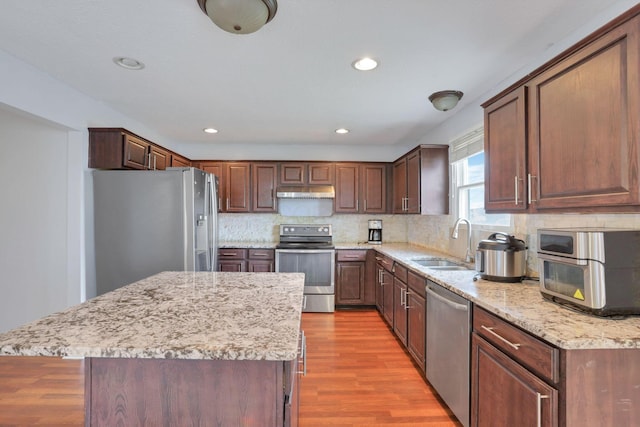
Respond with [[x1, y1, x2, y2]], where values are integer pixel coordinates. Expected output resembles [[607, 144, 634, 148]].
[[280, 224, 332, 237]]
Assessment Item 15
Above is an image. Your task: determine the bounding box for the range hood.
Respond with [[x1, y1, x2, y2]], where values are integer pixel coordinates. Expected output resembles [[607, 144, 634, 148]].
[[276, 185, 335, 199]]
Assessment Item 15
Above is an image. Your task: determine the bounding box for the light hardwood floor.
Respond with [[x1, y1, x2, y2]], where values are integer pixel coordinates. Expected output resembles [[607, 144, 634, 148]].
[[0, 309, 460, 426]]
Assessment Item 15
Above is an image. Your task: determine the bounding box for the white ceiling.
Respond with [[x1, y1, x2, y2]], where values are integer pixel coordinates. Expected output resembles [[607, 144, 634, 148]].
[[0, 0, 628, 150]]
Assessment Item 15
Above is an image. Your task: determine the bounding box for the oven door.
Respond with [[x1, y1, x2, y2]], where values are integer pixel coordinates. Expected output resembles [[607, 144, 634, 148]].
[[538, 254, 605, 310], [275, 249, 335, 295]]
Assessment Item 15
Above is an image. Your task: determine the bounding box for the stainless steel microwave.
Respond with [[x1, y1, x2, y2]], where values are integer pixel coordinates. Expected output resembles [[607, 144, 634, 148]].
[[537, 228, 640, 316]]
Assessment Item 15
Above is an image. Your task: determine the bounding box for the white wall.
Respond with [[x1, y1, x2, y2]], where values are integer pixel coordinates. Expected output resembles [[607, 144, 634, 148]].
[[0, 107, 75, 331]]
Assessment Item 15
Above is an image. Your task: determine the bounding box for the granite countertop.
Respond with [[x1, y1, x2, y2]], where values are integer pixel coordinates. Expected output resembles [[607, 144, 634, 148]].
[[374, 243, 640, 350], [0, 271, 305, 361]]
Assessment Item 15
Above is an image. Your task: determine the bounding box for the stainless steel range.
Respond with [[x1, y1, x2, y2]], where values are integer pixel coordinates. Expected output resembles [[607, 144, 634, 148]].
[[275, 224, 335, 313]]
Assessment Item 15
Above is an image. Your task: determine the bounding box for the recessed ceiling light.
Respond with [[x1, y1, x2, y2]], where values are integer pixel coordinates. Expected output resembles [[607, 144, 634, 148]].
[[203, 128, 219, 134], [335, 128, 350, 134], [112, 57, 145, 70], [352, 57, 378, 71]]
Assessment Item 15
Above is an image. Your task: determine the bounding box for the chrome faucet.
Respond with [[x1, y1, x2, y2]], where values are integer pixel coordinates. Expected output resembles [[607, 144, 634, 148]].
[[451, 218, 474, 263]]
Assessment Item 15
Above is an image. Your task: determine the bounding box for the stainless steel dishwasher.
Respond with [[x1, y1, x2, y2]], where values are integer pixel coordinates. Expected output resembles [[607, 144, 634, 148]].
[[426, 281, 471, 427]]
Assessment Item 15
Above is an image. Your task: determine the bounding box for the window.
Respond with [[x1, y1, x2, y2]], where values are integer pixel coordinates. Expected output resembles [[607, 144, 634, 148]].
[[450, 128, 510, 227]]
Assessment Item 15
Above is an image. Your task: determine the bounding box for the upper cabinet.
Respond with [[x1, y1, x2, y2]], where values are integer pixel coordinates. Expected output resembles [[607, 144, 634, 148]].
[[171, 154, 191, 168], [335, 163, 388, 214], [252, 162, 277, 213], [483, 7, 640, 213], [279, 162, 335, 186], [89, 128, 175, 171], [393, 146, 449, 215]]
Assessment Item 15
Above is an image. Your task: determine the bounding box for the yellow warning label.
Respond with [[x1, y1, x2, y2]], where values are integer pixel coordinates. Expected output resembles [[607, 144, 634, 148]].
[[573, 289, 585, 300]]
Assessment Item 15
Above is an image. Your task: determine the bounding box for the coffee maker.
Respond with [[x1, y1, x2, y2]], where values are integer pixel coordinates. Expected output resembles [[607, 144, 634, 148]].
[[368, 219, 383, 244]]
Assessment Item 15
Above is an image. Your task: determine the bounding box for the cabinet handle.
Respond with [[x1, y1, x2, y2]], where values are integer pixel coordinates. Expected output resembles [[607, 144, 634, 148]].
[[401, 288, 407, 307], [297, 331, 307, 376], [226, 198, 229, 210], [252, 253, 268, 258], [528, 174, 537, 204], [537, 392, 549, 427], [364, 199, 367, 211], [480, 325, 521, 350], [405, 290, 411, 309], [344, 255, 360, 259], [514, 176, 519, 205], [220, 252, 237, 257]]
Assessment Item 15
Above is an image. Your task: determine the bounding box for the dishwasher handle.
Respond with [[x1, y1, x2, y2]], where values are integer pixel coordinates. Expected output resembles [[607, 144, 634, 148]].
[[426, 285, 469, 312]]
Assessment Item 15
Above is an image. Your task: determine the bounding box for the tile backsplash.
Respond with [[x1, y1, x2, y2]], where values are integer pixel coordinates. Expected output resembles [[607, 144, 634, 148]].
[[219, 211, 640, 277]]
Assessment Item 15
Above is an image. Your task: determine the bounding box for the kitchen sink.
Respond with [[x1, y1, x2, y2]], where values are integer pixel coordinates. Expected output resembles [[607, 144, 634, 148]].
[[411, 258, 471, 271], [411, 258, 461, 267]]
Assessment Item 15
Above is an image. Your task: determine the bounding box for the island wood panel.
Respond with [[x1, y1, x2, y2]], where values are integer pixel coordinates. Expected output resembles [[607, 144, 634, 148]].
[[85, 358, 285, 427]]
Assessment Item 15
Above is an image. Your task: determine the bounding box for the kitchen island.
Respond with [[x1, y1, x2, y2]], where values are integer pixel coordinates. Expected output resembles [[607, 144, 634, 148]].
[[0, 271, 305, 427]]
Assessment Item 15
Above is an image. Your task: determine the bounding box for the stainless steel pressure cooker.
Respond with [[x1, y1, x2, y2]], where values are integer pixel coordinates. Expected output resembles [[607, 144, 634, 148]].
[[475, 232, 527, 282]]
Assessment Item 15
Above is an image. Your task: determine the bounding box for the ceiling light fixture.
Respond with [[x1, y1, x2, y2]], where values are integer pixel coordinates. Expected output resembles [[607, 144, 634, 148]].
[[196, 0, 277, 34], [113, 57, 145, 70], [352, 57, 378, 71], [428, 90, 464, 112], [203, 128, 219, 134], [335, 128, 350, 134]]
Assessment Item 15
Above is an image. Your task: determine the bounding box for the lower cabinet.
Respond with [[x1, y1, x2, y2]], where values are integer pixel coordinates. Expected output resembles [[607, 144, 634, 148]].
[[218, 248, 274, 272], [392, 263, 408, 343], [335, 250, 367, 305], [471, 306, 559, 427], [375, 255, 394, 323], [406, 271, 426, 372]]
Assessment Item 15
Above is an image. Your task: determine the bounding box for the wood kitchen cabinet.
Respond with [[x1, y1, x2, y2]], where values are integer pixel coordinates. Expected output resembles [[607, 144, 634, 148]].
[[252, 162, 278, 213], [393, 146, 449, 214], [224, 162, 251, 212], [218, 248, 275, 272], [197, 161, 224, 212], [406, 271, 426, 372], [89, 128, 171, 170], [471, 306, 559, 427], [392, 263, 408, 343], [279, 162, 335, 186], [484, 86, 528, 212], [335, 250, 367, 305], [483, 8, 640, 213], [171, 153, 191, 168], [376, 254, 394, 325], [335, 163, 388, 214]]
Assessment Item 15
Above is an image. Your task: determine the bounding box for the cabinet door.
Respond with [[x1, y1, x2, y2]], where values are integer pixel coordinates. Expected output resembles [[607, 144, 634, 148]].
[[407, 291, 426, 372], [280, 163, 306, 185], [392, 158, 407, 213], [123, 134, 150, 170], [252, 163, 277, 212], [419, 146, 449, 215], [405, 150, 421, 213], [308, 163, 334, 185], [528, 15, 640, 211], [171, 154, 191, 168], [334, 163, 359, 213], [393, 278, 408, 344], [218, 260, 246, 272], [381, 270, 394, 326], [199, 162, 224, 212], [247, 260, 274, 272], [471, 334, 558, 427], [336, 262, 365, 304], [484, 86, 528, 212], [375, 262, 386, 313], [225, 163, 251, 212], [361, 164, 387, 213], [149, 145, 170, 170]]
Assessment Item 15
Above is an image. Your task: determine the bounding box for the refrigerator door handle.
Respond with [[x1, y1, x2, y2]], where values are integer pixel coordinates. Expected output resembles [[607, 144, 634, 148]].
[[207, 174, 217, 271]]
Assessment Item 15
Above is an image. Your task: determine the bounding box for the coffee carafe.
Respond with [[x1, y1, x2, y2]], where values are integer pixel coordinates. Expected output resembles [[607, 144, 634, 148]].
[[368, 219, 382, 244]]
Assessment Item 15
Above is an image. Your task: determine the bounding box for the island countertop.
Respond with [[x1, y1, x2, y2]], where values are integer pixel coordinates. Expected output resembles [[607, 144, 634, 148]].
[[0, 271, 305, 361]]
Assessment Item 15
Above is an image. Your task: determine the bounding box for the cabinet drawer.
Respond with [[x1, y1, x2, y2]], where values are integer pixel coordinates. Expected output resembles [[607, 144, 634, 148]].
[[218, 248, 247, 259], [407, 270, 426, 294], [375, 254, 394, 272], [393, 263, 408, 283], [473, 306, 559, 383], [248, 249, 274, 260], [336, 250, 368, 262]]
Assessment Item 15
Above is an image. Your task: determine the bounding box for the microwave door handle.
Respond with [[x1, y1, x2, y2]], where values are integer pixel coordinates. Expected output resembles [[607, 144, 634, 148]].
[[538, 253, 588, 266]]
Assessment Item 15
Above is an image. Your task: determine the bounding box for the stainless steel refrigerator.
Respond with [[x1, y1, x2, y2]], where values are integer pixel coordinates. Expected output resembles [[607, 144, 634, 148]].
[[93, 167, 218, 295]]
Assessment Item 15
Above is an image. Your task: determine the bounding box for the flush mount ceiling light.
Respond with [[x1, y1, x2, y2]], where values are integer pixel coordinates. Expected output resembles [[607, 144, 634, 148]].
[[428, 90, 464, 112], [335, 128, 350, 134], [203, 127, 219, 134], [352, 57, 378, 71], [113, 57, 145, 70], [197, 0, 277, 34]]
